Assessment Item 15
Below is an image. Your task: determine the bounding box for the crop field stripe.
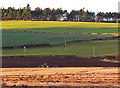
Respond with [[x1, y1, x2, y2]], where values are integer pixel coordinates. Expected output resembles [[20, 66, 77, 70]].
[[2, 31, 115, 47], [2, 21, 118, 56], [2, 21, 118, 33], [2, 21, 118, 29], [2, 39, 118, 56], [2, 36, 118, 49], [2, 30, 118, 35]]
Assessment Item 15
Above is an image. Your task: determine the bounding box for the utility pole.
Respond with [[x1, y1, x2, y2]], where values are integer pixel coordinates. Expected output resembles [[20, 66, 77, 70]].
[[24, 46, 26, 56], [93, 46, 95, 56], [64, 41, 67, 51]]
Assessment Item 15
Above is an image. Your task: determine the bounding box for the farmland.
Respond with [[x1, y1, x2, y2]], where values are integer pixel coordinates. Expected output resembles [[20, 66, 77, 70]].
[[2, 67, 119, 87], [1, 21, 119, 87], [2, 31, 114, 47], [1, 2, 120, 87], [2, 39, 118, 56], [2, 21, 118, 33], [2, 21, 118, 56]]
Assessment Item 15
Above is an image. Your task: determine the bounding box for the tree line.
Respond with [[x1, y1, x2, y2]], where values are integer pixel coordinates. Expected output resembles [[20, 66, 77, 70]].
[[2, 4, 119, 22]]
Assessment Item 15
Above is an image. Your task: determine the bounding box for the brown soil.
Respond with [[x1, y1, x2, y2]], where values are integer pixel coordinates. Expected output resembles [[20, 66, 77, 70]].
[[2, 56, 119, 68], [1, 67, 120, 86]]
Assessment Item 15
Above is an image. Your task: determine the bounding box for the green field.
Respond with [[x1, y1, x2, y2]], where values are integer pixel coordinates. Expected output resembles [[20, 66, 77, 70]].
[[2, 31, 114, 47], [2, 39, 118, 56], [2, 21, 118, 33], [2, 21, 118, 56]]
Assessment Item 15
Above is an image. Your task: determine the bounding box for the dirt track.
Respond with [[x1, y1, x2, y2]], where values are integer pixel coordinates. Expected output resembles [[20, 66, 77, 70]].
[[1, 67, 120, 86]]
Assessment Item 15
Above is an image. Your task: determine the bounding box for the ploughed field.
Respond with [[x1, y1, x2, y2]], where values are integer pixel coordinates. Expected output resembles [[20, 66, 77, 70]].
[[1, 67, 119, 87], [2, 55, 119, 68], [2, 21, 118, 56]]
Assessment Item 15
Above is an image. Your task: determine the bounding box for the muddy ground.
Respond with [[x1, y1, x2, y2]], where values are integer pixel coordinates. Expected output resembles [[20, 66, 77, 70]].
[[2, 56, 119, 68]]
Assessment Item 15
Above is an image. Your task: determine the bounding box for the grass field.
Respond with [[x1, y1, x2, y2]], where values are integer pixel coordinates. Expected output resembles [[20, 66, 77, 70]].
[[2, 39, 118, 56], [2, 31, 114, 47], [2, 21, 118, 33], [2, 21, 118, 56]]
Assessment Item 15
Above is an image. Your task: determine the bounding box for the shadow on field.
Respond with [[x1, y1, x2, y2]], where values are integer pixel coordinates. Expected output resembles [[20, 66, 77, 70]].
[[2, 55, 119, 68]]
